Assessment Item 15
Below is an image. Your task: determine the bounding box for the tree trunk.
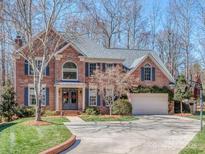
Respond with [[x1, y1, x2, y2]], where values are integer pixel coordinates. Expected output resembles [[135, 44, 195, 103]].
[[109, 106, 112, 116], [180, 101, 183, 115], [34, 75, 42, 121], [35, 93, 42, 121]]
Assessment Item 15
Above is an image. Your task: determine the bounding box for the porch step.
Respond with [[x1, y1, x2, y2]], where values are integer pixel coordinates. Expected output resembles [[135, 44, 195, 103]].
[[60, 110, 82, 116]]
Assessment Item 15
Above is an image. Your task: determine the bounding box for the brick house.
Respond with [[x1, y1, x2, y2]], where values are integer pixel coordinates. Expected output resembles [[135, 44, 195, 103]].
[[15, 29, 175, 114]]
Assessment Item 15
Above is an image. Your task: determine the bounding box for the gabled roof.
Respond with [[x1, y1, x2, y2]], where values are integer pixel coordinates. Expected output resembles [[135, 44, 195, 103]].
[[15, 29, 174, 82], [61, 33, 151, 67], [127, 53, 175, 83], [58, 32, 175, 82]]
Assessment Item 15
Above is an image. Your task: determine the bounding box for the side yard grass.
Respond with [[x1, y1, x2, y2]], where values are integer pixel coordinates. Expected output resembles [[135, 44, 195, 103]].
[[180, 113, 205, 154], [188, 112, 205, 121], [0, 117, 71, 154], [180, 129, 205, 154], [80, 115, 138, 122]]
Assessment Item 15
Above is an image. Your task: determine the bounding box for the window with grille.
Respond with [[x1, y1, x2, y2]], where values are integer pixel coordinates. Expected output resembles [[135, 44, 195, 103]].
[[89, 63, 96, 76], [28, 87, 46, 106], [63, 62, 77, 80], [144, 64, 151, 81], [89, 87, 97, 106]]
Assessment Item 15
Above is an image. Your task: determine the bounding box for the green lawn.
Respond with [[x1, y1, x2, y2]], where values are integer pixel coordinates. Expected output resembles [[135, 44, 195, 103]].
[[180, 113, 205, 154], [188, 112, 205, 121], [180, 129, 205, 154], [0, 117, 71, 154], [80, 115, 138, 122]]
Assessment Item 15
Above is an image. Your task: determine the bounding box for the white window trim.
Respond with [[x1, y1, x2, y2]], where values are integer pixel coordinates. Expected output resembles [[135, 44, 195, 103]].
[[28, 84, 46, 106], [89, 85, 97, 106], [62, 61, 78, 81], [88, 63, 97, 76], [144, 63, 152, 81]]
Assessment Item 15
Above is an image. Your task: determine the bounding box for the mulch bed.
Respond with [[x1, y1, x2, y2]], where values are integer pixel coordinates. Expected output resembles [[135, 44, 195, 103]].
[[174, 113, 193, 117], [23, 120, 51, 126], [100, 115, 121, 118]]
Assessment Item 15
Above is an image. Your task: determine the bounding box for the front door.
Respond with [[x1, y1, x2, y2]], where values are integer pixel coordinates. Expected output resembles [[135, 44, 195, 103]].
[[62, 88, 78, 110]]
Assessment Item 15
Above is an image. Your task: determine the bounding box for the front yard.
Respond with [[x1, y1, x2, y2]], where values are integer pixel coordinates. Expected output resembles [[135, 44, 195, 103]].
[[0, 117, 71, 154], [80, 115, 138, 122]]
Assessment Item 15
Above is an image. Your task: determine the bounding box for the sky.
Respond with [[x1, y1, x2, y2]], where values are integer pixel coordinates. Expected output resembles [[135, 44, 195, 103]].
[[141, 0, 202, 64]]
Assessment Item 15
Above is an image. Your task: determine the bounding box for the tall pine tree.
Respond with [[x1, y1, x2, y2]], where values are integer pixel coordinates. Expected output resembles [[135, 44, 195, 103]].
[[0, 81, 16, 121], [174, 75, 191, 114]]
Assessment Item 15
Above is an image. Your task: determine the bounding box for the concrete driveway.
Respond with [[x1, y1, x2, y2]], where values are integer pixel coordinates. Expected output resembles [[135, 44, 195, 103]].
[[62, 115, 200, 154]]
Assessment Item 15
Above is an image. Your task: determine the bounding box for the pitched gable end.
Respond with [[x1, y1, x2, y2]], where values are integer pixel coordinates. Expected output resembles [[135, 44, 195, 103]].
[[128, 53, 175, 83]]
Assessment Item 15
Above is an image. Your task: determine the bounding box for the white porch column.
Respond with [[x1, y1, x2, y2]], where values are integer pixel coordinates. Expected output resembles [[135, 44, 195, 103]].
[[55, 86, 59, 111], [82, 87, 85, 111]]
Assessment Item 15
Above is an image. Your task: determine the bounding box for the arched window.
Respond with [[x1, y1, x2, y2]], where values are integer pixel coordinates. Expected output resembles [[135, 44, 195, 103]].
[[144, 64, 151, 80], [63, 62, 78, 80]]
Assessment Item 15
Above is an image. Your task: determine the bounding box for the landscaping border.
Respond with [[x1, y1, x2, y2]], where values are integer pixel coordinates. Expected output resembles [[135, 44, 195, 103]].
[[39, 135, 76, 154]]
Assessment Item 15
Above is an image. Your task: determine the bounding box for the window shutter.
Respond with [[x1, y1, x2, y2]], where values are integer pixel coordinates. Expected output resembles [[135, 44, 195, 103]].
[[46, 87, 49, 105], [24, 87, 28, 106], [46, 65, 49, 76], [102, 63, 106, 71], [152, 67, 155, 81], [85, 88, 89, 107], [24, 60, 28, 75], [85, 63, 89, 77], [141, 67, 144, 81], [97, 94, 101, 106]]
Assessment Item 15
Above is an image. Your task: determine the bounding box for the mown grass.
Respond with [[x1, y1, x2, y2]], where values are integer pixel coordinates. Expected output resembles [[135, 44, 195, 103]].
[[80, 115, 138, 122], [180, 129, 205, 154], [0, 117, 71, 154]]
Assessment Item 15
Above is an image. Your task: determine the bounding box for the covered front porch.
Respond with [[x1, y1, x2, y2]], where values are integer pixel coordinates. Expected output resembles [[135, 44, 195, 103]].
[[55, 82, 86, 111]]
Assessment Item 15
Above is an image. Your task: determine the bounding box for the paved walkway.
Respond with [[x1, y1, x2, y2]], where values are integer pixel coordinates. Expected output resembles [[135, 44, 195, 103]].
[[62, 115, 200, 154], [66, 116, 85, 123]]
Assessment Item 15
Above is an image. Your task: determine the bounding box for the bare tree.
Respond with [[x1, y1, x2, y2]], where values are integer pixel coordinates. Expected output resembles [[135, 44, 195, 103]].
[[149, 0, 161, 50], [3, 0, 67, 121], [122, 0, 145, 49], [0, 0, 6, 86], [172, 0, 195, 80], [91, 66, 137, 115], [80, 0, 124, 48]]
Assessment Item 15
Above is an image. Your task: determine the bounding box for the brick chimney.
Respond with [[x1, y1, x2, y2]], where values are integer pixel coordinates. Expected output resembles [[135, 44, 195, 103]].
[[14, 35, 23, 49]]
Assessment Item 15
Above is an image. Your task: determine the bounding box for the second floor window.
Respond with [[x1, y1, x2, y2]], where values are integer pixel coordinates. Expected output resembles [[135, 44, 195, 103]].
[[63, 62, 78, 80], [144, 64, 151, 80], [89, 63, 96, 76], [26, 59, 47, 76], [105, 64, 113, 70]]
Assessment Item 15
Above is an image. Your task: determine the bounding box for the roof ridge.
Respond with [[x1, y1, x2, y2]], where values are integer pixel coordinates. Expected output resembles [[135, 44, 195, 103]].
[[106, 47, 152, 51]]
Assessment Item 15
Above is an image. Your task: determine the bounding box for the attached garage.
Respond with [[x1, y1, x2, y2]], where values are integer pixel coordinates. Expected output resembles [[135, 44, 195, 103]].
[[128, 93, 168, 115]]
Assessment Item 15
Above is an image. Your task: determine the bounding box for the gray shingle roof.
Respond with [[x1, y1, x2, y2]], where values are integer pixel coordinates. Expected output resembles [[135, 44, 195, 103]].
[[62, 33, 152, 68], [61, 33, 174, 82]]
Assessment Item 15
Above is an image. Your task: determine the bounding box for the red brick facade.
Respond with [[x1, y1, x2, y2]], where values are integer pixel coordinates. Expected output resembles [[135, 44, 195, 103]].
[[15, 42, 172, 112], [130, 57, 170, 87]]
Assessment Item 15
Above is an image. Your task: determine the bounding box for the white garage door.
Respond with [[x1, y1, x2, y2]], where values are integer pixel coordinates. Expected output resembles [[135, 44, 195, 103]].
[[128, 93, 168, 115]]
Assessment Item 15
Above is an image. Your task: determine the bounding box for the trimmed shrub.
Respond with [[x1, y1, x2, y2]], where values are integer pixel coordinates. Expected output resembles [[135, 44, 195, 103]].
[[131, 85, 174, 101], [43, 110, 57, 116], [16, 106, 35, 118], [112, 99, 132, 115], [85, 107, 100, 115]]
